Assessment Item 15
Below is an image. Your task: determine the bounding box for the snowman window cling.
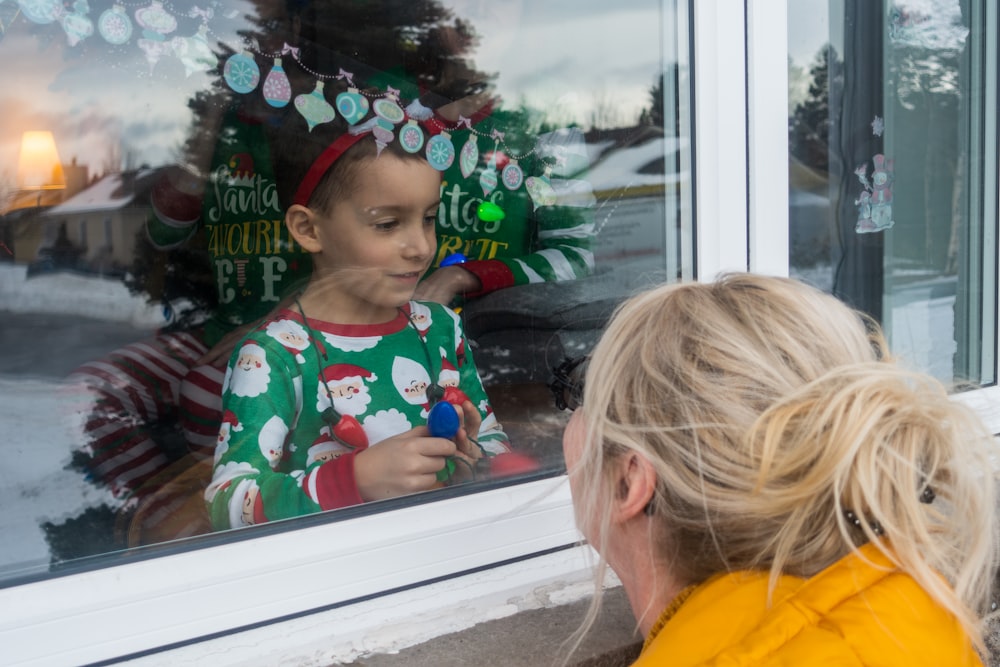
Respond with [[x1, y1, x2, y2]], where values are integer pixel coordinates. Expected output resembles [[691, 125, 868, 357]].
[[854, 153, 895, 233]]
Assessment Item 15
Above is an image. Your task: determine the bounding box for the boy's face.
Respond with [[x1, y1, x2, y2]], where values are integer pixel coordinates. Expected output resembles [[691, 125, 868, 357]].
[[311, 155, 441, 324]]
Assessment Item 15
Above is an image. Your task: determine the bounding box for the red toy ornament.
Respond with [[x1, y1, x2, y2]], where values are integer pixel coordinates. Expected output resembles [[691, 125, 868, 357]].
[[332, 414, 368, 450]]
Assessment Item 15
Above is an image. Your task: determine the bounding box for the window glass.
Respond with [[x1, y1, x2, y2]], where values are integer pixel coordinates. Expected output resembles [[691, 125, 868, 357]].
[[788, 0, 997, 385], [0, 0, 691, 583]]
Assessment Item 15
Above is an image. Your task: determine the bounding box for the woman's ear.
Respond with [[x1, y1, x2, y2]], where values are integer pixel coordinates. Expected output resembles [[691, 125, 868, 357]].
[[613, 453, 657, 523], [285, 204, 323, 253]]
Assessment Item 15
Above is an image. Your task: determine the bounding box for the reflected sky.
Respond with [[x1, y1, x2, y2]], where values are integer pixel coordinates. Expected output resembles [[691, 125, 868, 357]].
[[0, 0, 667, 188]]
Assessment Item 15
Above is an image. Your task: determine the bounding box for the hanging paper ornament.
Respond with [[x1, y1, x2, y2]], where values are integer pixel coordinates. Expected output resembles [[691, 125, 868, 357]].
[[426, 132, 455, 172], [61, 0, 94, 47], [134, 0, 176, 39], [336, 88, 369, 125], [171, 24, 217, 77], [502, 160, 524, 191], [373, 95, 405, 125], [18, 0, 62, 24], [224, 51, 260, 94], [398, 120, 425, 154], [479, 146, 499, 196], [372, 119, 395, 155], [262, 58, 291, 108], [98, 4, 132, 45], [295, 81, 336, 131], [459, 136, 479, 179], [526, 174, 557, 209], [138, 38, 173, 70]]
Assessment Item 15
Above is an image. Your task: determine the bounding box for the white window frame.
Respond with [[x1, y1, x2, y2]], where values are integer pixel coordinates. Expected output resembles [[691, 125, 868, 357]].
[[3, 2, 997, 665]]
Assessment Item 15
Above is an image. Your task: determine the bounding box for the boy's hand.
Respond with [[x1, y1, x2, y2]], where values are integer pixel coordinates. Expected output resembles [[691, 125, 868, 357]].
[[449, 400, 484, 483], [353, 427, 458, 500], [413, 266, 481, 304]]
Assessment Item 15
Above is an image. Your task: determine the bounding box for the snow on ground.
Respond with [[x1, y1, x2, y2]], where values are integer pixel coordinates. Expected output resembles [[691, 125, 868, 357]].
[[0, 263, 164, 327], [0, 377, 117, 577], [0, 264, 159, 576]]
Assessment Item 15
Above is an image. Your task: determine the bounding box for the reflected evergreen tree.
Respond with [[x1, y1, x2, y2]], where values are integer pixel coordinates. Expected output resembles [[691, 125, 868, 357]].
[[639, 73, 665, 129], [42, 504, 123, 565], [789, 45, 842, 173]]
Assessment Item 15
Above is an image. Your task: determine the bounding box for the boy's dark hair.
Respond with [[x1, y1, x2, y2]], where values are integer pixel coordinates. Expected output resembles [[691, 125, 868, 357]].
[[270, 99, 435, 215]]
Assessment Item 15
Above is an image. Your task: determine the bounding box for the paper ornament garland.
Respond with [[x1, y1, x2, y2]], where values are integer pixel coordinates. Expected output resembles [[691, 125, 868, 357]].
[[8, 1, 556, 211]]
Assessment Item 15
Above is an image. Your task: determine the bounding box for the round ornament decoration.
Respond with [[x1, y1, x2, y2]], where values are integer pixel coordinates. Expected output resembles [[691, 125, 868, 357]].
[[98, 4, 133, 45], [426, 132, 455, 172], [502, 161, 524, 190], [295, 81, 336, 131], [18, 0, 62, 24], [224, 51, 260, 94], [335, 88, 369, 125], [398, 120, 425, 154], [262, 58, 291, 108], [372, 96, 405, 125], [459, 136, 479, 179]]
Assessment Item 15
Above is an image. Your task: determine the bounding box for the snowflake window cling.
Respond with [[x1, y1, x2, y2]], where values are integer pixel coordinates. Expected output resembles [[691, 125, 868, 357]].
[[223, 49, 260, 94]]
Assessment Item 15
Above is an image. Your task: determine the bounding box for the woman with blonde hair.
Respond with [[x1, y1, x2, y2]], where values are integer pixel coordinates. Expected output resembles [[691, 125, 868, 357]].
[[555, 273, 998, 665]]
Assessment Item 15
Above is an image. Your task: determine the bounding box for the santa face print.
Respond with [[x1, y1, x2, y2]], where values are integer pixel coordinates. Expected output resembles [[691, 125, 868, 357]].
[[229, 344, 271, 398], [266, 319, 309, 350], [315, 364, 377, 417], [308, 154, 441, 324]]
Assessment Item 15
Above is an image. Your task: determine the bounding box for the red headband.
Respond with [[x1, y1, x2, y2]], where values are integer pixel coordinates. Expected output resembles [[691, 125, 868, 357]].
[[291, 131, 368, 207]]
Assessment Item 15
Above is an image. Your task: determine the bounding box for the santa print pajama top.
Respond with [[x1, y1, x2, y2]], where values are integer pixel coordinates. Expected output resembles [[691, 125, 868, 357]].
[[205, 301, 509, 531]]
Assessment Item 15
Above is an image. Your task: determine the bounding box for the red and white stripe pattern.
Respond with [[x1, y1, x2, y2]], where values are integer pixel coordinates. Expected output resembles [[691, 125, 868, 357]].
[[66, 332, 209, 499]]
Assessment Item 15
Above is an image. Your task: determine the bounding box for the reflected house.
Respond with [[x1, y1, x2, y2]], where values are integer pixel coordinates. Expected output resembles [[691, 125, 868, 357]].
[[24, 168, 162, 275], [1, 132, 88, 263]]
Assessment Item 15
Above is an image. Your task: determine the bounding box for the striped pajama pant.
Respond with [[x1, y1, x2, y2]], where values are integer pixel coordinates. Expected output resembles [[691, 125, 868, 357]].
[[65, 330, 225, 502]]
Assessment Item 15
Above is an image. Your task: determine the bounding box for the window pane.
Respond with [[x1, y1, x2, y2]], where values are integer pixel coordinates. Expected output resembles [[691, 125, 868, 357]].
[[787, 0, 997, 385], [0, 0, 691, 583]]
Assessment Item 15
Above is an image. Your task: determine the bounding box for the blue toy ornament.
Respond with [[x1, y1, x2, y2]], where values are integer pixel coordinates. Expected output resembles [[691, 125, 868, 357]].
[[440, 253, 468, 267], [427, 400, 460, 439]]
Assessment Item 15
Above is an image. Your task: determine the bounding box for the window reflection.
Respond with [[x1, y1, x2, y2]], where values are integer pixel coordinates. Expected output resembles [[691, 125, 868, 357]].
[[0, 0, 688, 582], [787, 0, 997, 386]]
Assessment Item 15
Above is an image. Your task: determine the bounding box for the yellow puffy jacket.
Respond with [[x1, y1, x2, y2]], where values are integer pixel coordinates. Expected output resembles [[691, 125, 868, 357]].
[[636, 543, 982, 666]]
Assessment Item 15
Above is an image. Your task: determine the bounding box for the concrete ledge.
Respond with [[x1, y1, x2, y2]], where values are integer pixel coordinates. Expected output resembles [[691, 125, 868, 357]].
[[342, 585, 641, 667]]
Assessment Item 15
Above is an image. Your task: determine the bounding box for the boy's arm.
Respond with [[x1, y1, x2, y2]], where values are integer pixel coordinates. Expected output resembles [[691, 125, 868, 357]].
[[460, 127, 596, 297], [205, 338, 330, 530]]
